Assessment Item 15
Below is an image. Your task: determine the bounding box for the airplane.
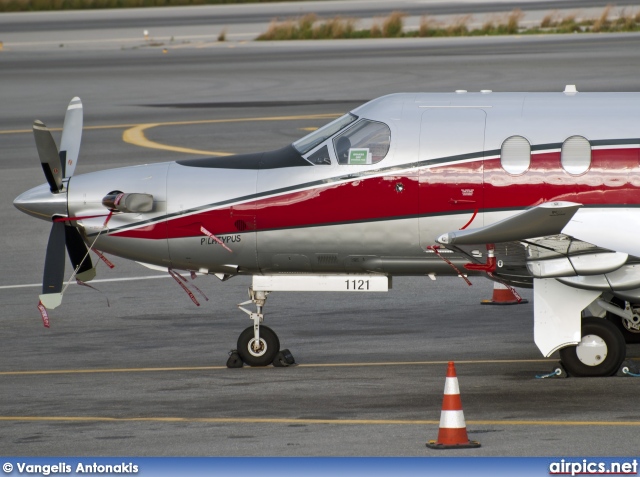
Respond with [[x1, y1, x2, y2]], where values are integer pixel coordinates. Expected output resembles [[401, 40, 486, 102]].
[[13, 88, 640, 377]]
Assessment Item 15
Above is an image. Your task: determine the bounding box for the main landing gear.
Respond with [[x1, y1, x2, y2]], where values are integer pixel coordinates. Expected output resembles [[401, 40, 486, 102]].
[[228, 288, 295, 368]]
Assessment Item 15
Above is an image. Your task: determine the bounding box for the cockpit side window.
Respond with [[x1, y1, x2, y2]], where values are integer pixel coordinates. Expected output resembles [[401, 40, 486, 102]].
[[307, 145, 332, 165], [333, 119, 391, 165], [292, 113, 358, 155]]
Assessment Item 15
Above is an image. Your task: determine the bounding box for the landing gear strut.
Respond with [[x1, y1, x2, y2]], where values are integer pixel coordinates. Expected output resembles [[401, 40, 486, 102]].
[[235, 288, 280, 366], [602, 298, 640, 344]]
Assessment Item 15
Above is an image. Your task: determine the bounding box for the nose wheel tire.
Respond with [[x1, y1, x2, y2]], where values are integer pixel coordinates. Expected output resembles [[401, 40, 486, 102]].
[[559, 317, 626, 377], [237, 325, 280, 367]]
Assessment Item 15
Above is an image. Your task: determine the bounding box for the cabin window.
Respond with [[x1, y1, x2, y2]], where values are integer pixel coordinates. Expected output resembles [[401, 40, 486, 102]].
[[333, 119, 391, 165], [501, 136, 530, 175], [561, 136, 591, 175]]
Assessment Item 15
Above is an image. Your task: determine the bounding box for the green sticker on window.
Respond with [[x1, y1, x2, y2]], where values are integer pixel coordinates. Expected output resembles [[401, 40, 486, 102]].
[[348, 148, 370, 165]]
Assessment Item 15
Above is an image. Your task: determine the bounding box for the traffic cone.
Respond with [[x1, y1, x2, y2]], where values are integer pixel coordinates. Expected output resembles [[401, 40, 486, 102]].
[[481, 282, 528, 305], [426, 361, 481, 449]]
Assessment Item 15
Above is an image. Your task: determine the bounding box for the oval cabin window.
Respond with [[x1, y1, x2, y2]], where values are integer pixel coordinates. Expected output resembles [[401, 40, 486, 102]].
[[501, 136, 531, 175], [561, 136, 591, 175]]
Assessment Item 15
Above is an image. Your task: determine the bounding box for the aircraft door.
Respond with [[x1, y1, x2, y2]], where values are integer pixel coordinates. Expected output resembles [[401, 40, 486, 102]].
[[255, 129, 420, 274], [419, 108, 486, 248]]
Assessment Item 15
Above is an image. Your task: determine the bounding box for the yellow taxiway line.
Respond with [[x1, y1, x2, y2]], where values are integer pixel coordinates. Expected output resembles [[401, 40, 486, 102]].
[[121, 123, 232, 156], [1, 113, 340, 157], [0, 416, 639, 427], [0, 359, 558, 376], [0, 113, 340, 156], [0, 113, 339, 136], [121, 114, 340, 156], [2, 359, 638, 428]]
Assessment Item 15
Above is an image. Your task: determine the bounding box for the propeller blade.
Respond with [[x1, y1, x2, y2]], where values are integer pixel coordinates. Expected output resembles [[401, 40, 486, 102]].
[[60, 97, 83, 178], [65, 225, 96, 282], [33, 120, 63, 193], [42, 221, 66, 297]]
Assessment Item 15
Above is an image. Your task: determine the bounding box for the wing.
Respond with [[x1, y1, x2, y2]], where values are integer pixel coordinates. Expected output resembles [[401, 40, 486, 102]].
[[437, 201, 640, 357], [437, 201, 638, 297], [437, 201, 582, 247]]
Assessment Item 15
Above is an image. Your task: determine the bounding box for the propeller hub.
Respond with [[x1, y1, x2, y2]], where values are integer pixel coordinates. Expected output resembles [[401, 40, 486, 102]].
[[13, 182, 67, 221]]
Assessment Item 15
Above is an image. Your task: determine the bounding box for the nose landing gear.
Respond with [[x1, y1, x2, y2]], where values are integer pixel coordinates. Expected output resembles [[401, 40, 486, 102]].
[[232, 287, 294, 367], [227, 274, 388, 367]]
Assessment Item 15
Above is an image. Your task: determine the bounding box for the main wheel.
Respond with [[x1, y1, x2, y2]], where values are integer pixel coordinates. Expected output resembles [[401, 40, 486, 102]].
[[236, 325, 280, 367], [559, 317, 626, 377]]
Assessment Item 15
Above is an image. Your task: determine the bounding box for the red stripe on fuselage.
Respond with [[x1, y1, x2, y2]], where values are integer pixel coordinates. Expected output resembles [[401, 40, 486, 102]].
[[485, 148, 640, 208], [113, 174, 420, 239], [111, 146, 640, 240]]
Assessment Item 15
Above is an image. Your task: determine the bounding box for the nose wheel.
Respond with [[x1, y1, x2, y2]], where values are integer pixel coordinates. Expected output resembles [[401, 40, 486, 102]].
[[231, 287, 293, 367], [237, 325, 279, 367]]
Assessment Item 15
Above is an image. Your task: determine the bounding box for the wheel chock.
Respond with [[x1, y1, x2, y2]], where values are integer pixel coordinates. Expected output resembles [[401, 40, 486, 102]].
[[617, 360, 640, 377], [272, 349, 295, 367], [226, 350, 243, 368], [535, 363, 568, 379]]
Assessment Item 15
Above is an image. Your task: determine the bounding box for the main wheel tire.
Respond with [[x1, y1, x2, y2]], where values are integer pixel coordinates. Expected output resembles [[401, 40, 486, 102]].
[[236, 325, 280, 367], [559, 317, 626, 377]]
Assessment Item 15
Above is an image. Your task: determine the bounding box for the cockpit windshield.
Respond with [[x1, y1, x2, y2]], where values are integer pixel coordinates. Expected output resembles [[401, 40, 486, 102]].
[[292, 113, 358, 155]]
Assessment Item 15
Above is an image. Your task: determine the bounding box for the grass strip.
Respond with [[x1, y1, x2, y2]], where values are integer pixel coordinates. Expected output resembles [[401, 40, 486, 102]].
[[257, 7, 640, 41]]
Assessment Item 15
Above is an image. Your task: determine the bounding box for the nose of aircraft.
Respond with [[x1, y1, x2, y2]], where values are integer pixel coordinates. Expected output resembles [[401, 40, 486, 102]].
[[13, 182, 68, 221]]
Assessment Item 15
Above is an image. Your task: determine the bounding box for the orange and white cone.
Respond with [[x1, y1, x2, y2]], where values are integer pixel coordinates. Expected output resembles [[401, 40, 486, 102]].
[[481, 282, 528, 305], [426, 361, 480, 449]]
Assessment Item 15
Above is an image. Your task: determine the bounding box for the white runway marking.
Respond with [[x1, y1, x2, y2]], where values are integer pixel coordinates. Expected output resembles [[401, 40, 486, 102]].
[[0, 275, 169, 290]]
